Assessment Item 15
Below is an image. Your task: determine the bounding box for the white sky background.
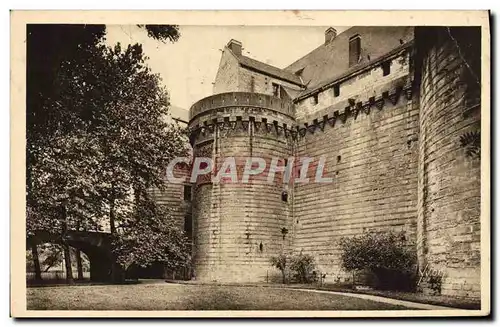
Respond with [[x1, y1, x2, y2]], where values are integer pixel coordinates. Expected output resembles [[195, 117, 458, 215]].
[[104, 25, 349, 110]]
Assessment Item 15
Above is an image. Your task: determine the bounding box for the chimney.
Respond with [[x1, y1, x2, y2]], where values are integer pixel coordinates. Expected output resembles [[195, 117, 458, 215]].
[[227, 39, 242, 56], [325, 27, 337, 44]]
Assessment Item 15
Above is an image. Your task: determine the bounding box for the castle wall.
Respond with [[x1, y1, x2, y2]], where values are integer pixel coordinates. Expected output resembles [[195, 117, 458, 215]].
[[293, 75, 419, 283], [238, 66, 302, 97], [416, 27, 481, 298], [189, 92, 296, 282], [295, 50, 411, 121], [212, 48, 302, 98]]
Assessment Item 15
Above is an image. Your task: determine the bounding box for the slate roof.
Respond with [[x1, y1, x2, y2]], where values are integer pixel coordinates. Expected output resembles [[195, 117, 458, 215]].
[[229, 50, 304, 87], [284, 26, 415, 97]]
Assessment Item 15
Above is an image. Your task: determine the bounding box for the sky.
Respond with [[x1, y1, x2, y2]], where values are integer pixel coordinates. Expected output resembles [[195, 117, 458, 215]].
[[105, 25, 349, 110]]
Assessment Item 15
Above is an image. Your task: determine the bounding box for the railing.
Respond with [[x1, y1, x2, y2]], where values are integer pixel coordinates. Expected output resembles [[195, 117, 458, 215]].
[[189, 92, 295, 120], [26, 270, 91, 281]]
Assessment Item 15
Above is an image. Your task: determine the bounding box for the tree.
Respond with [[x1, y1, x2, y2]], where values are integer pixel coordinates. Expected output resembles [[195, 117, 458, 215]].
[[26, 24, 189, 283], [112, 196, 190, 272], [339, 231, 416, 290], [270, 253, 289, 284], [137, 25, 180, 43], [289, 252, 316, 284]]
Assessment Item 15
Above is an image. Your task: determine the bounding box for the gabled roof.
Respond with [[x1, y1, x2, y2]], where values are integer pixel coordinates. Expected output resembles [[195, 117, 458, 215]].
[[227, 48, 304, 87], [285, 26, 415, 97]]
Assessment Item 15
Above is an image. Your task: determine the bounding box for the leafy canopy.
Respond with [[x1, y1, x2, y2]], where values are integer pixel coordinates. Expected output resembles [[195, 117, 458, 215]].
[[26, 24, 189, 270]]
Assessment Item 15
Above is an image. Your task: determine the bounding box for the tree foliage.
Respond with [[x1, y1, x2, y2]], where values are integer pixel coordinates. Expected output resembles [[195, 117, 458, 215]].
[[137, 25, 180, 43], [289, 252, 316, 283], [339, 231, 416, 290], [112, 196, 190, 270], [26, 24, 189, 273], [269, 253, 289, 284]]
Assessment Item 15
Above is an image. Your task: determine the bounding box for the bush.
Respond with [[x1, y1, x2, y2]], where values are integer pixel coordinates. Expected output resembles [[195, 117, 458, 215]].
[[270, 252, 317, 284], [339, 231, 416, 291], [270, 253, 289, 284], [290, 252, 316, 283]]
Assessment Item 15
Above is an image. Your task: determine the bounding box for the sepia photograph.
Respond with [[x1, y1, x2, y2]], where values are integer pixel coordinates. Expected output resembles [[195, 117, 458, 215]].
[[10, 10, 490, 318]]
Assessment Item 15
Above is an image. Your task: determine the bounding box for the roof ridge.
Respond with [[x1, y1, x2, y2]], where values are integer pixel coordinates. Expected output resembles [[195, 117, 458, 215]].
[[232, 50, 304, 87]]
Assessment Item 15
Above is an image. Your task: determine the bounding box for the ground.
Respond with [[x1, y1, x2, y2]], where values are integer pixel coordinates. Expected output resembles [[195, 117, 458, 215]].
[[27, 283, 411, 310]]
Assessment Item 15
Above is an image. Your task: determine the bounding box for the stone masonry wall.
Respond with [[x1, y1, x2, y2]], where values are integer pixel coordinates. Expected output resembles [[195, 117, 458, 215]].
[[416, 27, 481, 298], [189, 93, 296, 282], [293, 80, 419, 284], [295, 50, 411, 121], [238, 66, 302, 97], [213, 49, 240, 95]]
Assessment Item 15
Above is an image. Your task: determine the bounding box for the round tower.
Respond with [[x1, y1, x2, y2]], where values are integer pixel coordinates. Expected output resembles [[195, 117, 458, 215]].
[[188, 92, 296, 282], [416, 27, 481, 297]]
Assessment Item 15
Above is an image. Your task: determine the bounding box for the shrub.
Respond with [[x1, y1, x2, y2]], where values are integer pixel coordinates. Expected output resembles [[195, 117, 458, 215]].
[[269, 253, 289, 284], [339, 231, 417, 291], [290, 252, 316, 284], [270, 252, 317, 284]]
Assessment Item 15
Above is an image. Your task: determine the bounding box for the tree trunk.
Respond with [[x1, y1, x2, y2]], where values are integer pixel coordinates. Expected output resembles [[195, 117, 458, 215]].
[[63, 243, 74, 284], [76, 249, 84, 280], [281, 270, 286, 284], [108, 197, 124, 284], [109, 197, 116, 234], [30, 243, 42, 282]]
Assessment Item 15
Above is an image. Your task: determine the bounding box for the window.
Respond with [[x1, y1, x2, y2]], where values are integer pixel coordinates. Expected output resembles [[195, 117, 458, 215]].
[[333, 84, 340, 97], [272, 83, 280, 97], [382, 60, 391, 76], [312, 93, 319, 105], [183, 185, 192, 201], [349, 35, 361, 67], [184, 214, 192, 237], [281, 191, 288, 202]]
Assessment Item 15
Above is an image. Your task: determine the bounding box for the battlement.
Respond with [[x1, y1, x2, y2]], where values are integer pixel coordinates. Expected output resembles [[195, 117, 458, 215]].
[[189, 92, 295, 121]]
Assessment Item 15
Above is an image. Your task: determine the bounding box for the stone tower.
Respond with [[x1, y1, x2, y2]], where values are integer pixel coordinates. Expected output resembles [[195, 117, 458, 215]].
[[415, 26, 482, 297], [188, 92, 296, 282]]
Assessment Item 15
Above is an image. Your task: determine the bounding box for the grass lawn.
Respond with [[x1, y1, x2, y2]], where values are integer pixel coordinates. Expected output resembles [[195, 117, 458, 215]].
[[27, 283, 411, 310]]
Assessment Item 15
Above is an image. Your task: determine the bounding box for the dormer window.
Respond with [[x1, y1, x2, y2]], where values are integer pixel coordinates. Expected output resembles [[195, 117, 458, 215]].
[[349, 35, 361, 67]]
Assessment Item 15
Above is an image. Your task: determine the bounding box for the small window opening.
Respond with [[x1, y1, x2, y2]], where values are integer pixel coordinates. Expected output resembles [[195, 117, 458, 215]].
[[250, 76, 255, 93], [337, 155, 341, 163], [284, 158, 288, 166], [184, 215, 192, 237], [312, 93, 319, 105], [281, 191, 288, 202], [382, 60, 391, 76], [183, 185, 192, 201], [333, 84, 340, 97], [259, 242, 263, 252], [272, 83, 280, 97]]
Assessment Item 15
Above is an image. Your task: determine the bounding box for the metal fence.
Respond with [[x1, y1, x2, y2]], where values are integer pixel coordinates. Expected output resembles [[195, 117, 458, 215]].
[[26, 270, 91, 282]]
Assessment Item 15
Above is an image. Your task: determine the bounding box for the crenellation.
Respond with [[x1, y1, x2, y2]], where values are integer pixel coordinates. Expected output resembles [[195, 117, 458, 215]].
[[182, 26, 482, 298]]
